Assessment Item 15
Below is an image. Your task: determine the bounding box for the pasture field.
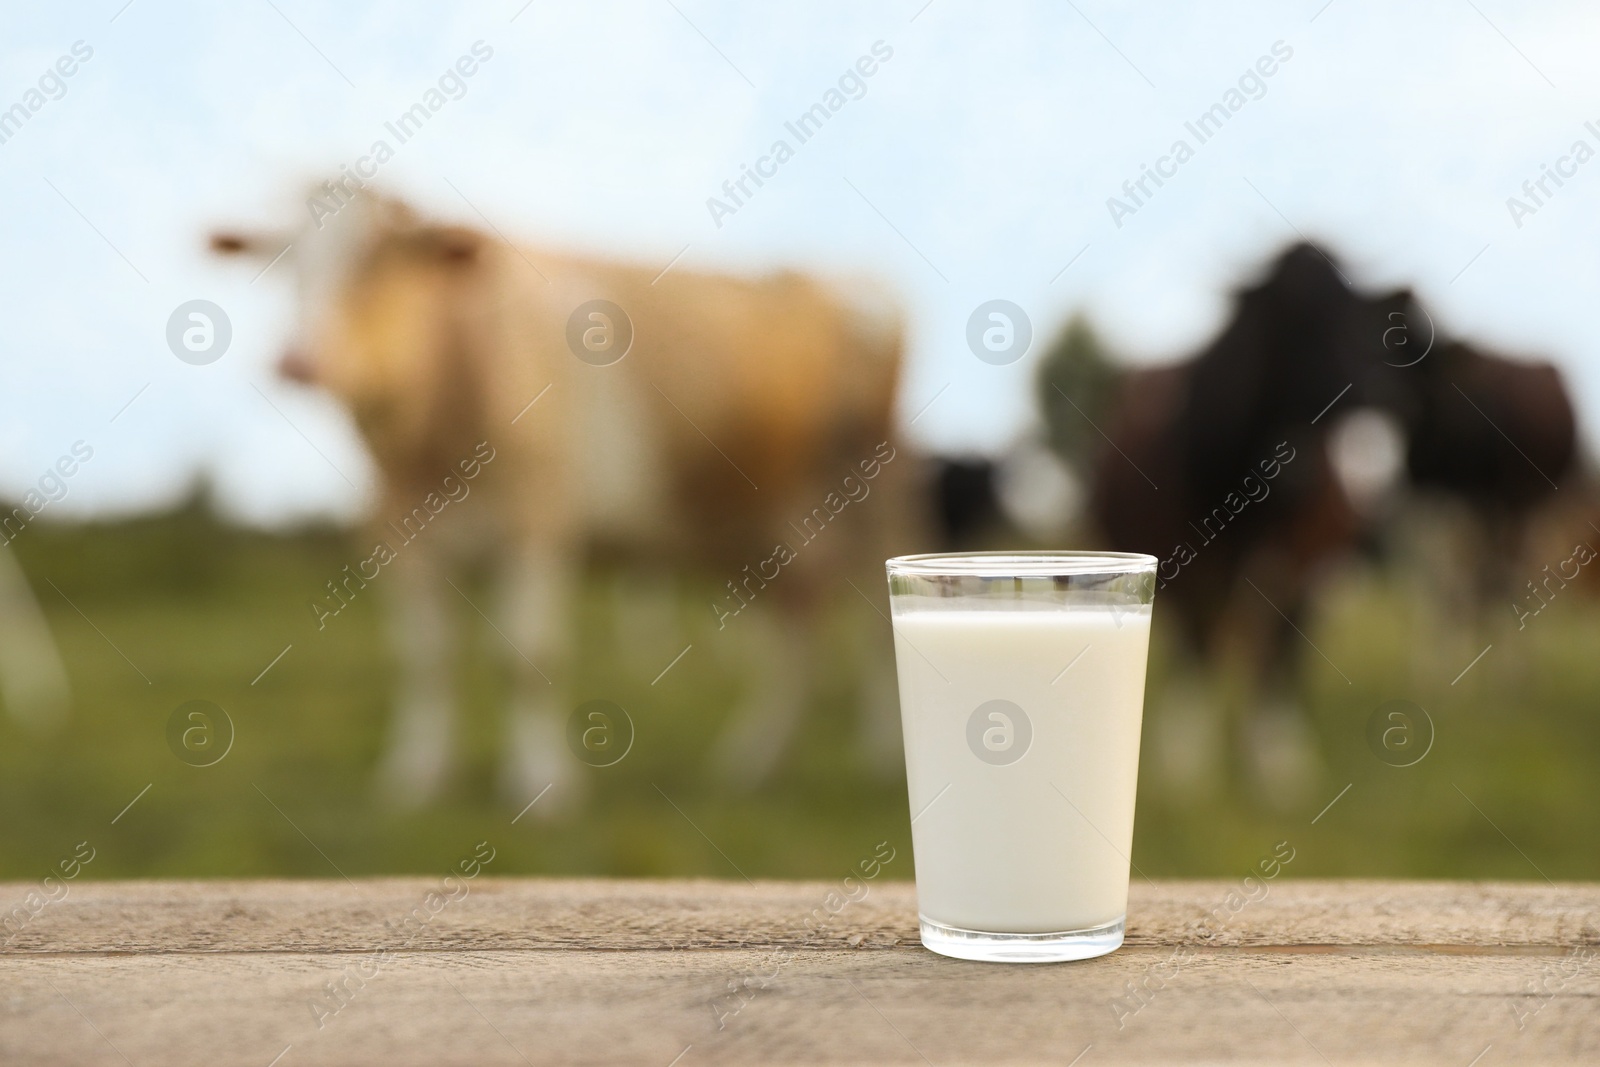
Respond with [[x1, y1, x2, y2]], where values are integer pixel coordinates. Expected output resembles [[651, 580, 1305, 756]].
[[3, 501, 1598, 885]]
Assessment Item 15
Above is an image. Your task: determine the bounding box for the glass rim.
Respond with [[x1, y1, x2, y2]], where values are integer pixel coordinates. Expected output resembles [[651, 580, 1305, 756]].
[[885, 550, 1159, 578]]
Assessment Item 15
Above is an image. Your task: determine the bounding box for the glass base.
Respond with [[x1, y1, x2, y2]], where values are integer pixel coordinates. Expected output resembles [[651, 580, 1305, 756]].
[[918, 914, 1125, 963]]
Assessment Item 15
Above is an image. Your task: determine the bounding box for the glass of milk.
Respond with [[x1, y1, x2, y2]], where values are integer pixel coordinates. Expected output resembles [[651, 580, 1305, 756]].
[[886, 551, 1157, 962]]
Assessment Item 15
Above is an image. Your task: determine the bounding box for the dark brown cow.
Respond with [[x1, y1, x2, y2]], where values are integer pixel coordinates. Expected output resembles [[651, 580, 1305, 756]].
[[1400, 339, 1579, 601], [1062, 243, 1581, 797], [1088, 246, 1392, 690]]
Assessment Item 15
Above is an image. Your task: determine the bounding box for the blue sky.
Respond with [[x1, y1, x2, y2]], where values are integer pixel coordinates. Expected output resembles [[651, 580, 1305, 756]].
[[3, 0, 1598, 525]]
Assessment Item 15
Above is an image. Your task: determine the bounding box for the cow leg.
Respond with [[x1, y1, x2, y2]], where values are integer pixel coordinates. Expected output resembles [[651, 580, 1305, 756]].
[[611, 567, 686, 680], [849, 455, 919, 778], [859, 652, 904, 777], [1149, 664, 1225, 801], [1141, 586, 1225, 799], [710, 600, 811, 789], [1237, 588, 1323, 810], [493, 545, 581, 817], [834, 591, 902, 777], [374, 548, 458, 807]]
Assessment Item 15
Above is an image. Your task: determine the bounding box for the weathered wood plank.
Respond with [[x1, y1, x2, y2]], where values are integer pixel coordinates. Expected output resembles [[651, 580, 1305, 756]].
[[6, 946, 1598, 1065], [3, 878, 1597, 954], [1, 879, 1597, 1066]]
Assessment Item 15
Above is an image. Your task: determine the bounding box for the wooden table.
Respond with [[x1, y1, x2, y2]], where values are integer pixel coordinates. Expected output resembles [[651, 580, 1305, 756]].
[[2, 878, 1596, 1065]]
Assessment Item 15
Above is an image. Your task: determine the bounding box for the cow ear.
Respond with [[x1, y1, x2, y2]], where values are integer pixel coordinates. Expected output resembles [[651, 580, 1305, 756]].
[[418, 226, 480, 266], [210, 231, 252, 254], [209, 229, 293, 258]]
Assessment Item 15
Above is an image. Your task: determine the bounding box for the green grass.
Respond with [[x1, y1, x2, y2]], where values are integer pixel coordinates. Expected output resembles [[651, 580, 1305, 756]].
[[2, 502, 1597, 885]]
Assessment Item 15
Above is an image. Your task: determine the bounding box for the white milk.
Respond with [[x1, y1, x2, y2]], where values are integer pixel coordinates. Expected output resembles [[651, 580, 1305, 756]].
[[892, 605, 1151, 933]]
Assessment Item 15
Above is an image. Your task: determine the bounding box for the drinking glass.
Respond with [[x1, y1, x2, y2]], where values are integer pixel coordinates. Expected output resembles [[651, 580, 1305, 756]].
[[886, 551, 1157, 962]]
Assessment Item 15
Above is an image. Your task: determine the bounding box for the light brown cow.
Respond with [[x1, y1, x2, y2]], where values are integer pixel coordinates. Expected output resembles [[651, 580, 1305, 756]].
[[213, 192, 911, 812]]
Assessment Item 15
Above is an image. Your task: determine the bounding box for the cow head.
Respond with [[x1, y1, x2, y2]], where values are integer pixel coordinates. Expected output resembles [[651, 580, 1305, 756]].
[[211, 188, 485, 450]]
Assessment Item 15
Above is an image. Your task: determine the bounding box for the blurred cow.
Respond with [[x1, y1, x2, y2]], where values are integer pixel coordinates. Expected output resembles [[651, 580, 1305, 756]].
[[1399, 337, 1580, 600], [1085, 246, 1401, 701], [212, 191, 910, 810], [1047, 243, 1579, 800]]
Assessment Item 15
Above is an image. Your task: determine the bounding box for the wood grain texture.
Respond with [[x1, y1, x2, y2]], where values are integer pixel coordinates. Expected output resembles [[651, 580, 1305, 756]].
[[2, 878, 1598, 1065]]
